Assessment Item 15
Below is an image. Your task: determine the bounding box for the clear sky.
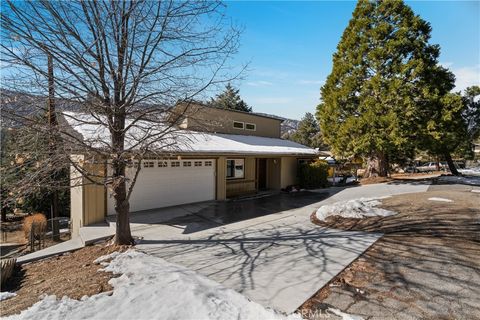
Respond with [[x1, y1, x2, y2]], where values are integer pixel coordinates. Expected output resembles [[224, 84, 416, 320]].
[[222, 1, 480, 120]]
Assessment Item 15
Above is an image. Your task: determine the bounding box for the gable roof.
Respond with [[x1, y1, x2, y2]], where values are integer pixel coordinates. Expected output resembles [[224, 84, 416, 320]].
[[62, 112, 317, 156]]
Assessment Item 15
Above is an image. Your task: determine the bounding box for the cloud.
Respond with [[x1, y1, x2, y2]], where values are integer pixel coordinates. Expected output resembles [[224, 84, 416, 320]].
[[451, 65, 480, 92], [298, 79, 324, 85], [246, 80, 273, 87]]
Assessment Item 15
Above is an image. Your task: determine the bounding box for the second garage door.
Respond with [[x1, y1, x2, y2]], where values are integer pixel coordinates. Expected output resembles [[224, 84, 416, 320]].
[[107, 159, 216, 215]]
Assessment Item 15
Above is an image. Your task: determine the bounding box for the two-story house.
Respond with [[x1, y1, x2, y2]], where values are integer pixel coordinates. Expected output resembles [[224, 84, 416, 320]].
[[66, 104, 318, 234]]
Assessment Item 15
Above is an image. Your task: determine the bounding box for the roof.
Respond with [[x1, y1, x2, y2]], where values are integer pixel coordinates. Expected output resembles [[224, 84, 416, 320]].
[[62, 112, 317, 156], [181, 102, 284, 122]]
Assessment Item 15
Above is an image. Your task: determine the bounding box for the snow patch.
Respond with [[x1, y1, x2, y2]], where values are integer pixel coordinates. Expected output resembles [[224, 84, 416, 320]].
[[437, 175, 480, 186], [471, 189, 480, 193], [327, 307, 364, 320], [0, 292, 17, 301], [316, 197, 396, 221], [458, 167, 480, 176], [428, 197, 453, 203], [6, 250, 301, 320]]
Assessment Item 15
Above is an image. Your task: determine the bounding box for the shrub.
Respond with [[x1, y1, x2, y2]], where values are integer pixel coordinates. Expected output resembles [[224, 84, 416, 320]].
[[298, 160, 329, 189], [23, 213, 47, 240]]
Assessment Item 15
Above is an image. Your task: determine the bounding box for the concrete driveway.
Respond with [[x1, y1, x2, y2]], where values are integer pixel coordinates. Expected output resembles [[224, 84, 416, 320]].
[[134, 183, 429, 313]]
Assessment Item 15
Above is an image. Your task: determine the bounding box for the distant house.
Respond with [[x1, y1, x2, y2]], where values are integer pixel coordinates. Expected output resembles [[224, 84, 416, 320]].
[[474, 139, 480, 158], [65, 104, 318, 235]]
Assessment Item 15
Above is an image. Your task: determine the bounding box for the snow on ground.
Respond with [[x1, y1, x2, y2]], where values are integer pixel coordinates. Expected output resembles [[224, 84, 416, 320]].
[[6, 250, 301, 320], [316, 198, 396, 221], [327, 307, 364, 320], [437, 175, 480, 186], [428, 197, 453, 202], [0, 292, 17, 301], [458, 167, 480, 176], [472, 189, 480, 193]]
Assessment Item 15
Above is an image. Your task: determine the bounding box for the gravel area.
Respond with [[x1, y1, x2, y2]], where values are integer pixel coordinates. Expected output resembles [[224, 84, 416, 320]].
[[301, 184, 480, 320]]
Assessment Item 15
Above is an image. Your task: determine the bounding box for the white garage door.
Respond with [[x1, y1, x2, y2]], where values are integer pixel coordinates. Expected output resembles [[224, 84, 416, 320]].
[[107, 159, 216, 215]]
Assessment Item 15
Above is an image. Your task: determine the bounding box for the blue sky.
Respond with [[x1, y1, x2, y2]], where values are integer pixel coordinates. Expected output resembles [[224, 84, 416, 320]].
[[222, 1, 480, 120]]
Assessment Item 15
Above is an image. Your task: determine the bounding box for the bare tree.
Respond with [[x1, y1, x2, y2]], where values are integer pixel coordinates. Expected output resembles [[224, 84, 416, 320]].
[[1, 0, 241, 244]]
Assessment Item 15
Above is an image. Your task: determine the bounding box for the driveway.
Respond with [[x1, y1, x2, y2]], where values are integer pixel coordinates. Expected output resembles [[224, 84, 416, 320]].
[[134, 183, 429, 313]]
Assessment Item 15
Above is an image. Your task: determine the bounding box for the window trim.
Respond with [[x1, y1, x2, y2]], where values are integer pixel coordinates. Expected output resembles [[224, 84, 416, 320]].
[[226, 158, 245, 180], [233, 121, 245, 130], [245, 123, 256, 131]]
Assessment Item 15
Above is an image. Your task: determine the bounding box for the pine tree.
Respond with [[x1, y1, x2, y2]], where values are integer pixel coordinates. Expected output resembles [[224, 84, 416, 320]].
[[209, 83, 252, 112], [317, 0, 453, 177], [289, 112, 325, 148]]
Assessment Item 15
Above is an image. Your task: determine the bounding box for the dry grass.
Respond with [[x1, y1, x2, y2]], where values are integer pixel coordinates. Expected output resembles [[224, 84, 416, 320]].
[[22, 213, 47, 240]]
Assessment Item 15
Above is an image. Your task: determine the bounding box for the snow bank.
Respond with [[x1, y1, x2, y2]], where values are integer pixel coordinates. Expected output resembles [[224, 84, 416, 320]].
[[327, 307, 364, 320], [7, 250, 301, 320], [458, 167, 480, 176], [428, 197, 453, 202], [0, 292, 17, 301], [316, 198, 396, 221], [437, 175, 480, 186]]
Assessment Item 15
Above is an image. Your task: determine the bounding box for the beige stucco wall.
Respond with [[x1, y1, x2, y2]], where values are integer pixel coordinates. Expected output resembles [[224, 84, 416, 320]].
[[267, 158, 281, 190], [280, 157, 298, 188], [70, 155, 84, 238], [175, 104, 282, 138], [216, 156, 227, 200], [70, 155, 106, 236]]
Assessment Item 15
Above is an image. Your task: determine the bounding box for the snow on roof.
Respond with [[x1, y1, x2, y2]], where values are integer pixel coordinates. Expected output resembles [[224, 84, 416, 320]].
[[62, 112, 317, 156]]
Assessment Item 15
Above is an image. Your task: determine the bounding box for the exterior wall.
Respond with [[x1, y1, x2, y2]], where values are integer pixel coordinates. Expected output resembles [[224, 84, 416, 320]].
[[226, 157, 256, 197], [70, 155, 84, 238], [266, 158, 282, 190], [174, 104, 282, 138], [216, 156, 227, 200], [70, 155, 106, 236], [280, 157, 298, 188]]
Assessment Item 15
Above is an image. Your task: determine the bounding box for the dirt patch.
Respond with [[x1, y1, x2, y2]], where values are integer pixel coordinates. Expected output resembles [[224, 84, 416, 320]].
[[1, 242, 129, 317], [301, 184, 480, 319]]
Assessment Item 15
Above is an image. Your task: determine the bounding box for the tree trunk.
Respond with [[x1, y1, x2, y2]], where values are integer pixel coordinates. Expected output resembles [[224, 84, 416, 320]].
[[364, 151, 389, 178], [111, 124, 134, 245], [113, 178, 134, 245], [444, 152, 460, 175]]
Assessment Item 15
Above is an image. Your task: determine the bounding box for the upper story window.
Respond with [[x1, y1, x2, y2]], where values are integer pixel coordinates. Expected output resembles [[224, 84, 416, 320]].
[[245, 123, 256, 131], [227, 159, 245, 179], [233, 121, 244, 129]]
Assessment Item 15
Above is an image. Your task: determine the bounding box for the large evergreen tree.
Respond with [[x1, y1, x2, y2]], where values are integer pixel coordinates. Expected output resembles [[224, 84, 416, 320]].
[[209, 83, 252, 112], [317, 0, 454, 177], [288, 112, 325, 149]]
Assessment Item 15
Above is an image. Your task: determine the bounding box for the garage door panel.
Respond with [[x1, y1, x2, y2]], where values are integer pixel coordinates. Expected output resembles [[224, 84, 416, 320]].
[[107, 159, 215, 215]]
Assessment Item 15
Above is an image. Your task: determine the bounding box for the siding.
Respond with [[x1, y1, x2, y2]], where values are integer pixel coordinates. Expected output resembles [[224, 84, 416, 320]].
[[174, 104, 282, 138], [280, 157, 298, 188]]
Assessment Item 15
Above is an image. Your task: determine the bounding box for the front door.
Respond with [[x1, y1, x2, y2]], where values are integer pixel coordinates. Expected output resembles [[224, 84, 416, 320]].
[[257, 158, 267, 190]]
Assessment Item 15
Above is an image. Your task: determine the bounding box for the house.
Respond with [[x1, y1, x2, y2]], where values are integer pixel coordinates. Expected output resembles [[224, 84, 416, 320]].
[[65, 104, 318, 235]]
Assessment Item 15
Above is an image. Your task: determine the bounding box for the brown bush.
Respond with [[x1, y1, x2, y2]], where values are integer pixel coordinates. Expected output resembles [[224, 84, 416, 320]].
[[23, 213, 47, 240]]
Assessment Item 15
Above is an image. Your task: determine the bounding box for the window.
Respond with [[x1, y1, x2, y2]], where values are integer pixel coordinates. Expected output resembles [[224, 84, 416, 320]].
[[171, 161, 180, 167], [143, 161, 155, 168], [233, 121, 244, 129], [245, 123, 256, 131], [205, 161, 213, 167], [158, 161, 168, 167], [194, 161, 202, 167], [226, 159, 245, 179], [183, 161, 192, 167]]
